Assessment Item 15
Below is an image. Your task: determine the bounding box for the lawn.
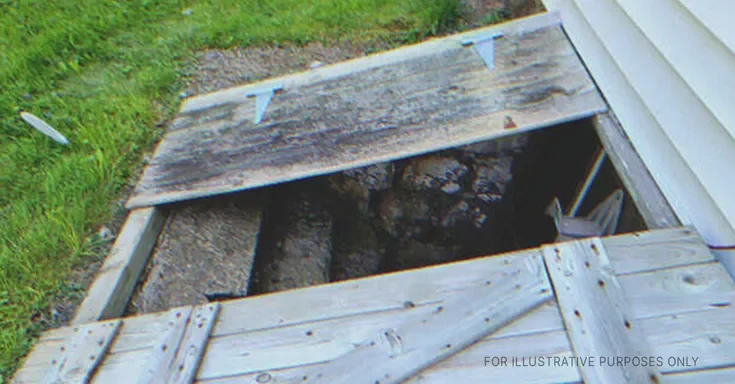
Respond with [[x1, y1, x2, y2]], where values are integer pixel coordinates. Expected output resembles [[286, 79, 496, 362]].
[[0, 0, 470, 379]]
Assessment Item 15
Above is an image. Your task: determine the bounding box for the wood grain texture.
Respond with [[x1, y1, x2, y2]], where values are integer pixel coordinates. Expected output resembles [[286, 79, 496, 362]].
[[542, 238, 663, 384], [165, 304, 220, 384], [137, 307, 194, 384], [189, 261, 733, 380], [593, 113, 681, 229], [602, 226, 711, 275], [300, 255, 552, 384], [42, 320, 121, 384], [127, 14, 605, 208], [73, 207, 165, 324], [14, 228, 730, 384], [192, 305, 735, 384]]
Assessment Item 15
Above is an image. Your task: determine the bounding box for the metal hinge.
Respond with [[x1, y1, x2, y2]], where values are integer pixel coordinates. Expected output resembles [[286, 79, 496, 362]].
[[247, 84, 283, 124], [461, 32, 504, 69]]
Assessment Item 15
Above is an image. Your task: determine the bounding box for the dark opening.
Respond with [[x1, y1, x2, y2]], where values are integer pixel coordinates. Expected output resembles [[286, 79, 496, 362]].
[[245, 117, 645, 296], [127, 117, 647, 314]]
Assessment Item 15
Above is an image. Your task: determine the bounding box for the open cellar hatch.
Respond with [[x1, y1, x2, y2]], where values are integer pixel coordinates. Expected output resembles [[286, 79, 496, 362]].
[[113, 12, 632, 311], [17, 11, 735, 384]]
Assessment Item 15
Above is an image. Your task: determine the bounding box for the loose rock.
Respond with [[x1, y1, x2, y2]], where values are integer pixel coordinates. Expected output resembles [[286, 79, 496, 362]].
[[400, 155, 469, 194], [328, 162, 394, 214]]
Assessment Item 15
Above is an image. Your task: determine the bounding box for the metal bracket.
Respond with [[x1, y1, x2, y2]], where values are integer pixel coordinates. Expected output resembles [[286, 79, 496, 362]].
[[546, 189, 625, 242], [461, 32, 504, 69], [246, 84, 283, 124]]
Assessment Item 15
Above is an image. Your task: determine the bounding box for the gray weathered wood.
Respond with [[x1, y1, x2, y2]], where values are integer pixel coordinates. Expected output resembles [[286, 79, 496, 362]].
[[127, 12, 605, 208], [593, 112, 681, 229], [165, 303, 220, 384], [192, 305, 735, 384], [301, 254, 553, 384], [542, 238, 663, 384], [13, 228, 727, 384], [136, 307, 194, 384], [602, 226, 712, 275], [43, 320, 121, 384], [73, 207, 165, 324]]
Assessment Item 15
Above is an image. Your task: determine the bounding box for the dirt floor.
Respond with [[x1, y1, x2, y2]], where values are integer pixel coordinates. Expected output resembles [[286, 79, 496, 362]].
[[40, 0, 545, 323]]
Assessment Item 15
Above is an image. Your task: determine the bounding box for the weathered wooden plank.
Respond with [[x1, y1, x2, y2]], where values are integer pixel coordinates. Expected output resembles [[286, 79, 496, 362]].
[[29, 259, 721, 382], [188, 262, 734, 380], [14, 228, 722, 383], [300, 255, 552, 383], [42, 320, 122, 384], [34, 227, 710, 345], [165, 304, 220, 384], [414, 306, 735, 381], [127, 13, 606, 208], [193, 306, 735, 383], [602, 226, 712, 275], [73, 207, 165, 324], [137, 307, 194, 384], [592, 113, 681, 229], [180, 12, 563, 115], [543, 238, 663, 383], [667, 367, 735, 384]]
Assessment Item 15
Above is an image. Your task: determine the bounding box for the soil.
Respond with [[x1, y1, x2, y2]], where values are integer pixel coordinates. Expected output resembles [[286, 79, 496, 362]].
[[40, 0, 546, 324]]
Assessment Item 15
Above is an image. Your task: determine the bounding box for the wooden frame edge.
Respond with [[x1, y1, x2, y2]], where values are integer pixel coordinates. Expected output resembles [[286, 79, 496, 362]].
[[73, 207, 166, 324], [592, 112, 681, 229]]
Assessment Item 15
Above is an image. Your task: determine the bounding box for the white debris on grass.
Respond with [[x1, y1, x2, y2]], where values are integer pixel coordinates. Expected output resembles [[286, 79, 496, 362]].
[[20, 111, 70, 145]]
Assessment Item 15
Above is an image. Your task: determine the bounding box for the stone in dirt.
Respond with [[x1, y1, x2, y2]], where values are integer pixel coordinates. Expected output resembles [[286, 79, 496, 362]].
[[400, 155, 469, 195], [375, 189, 433, 239], [131, 193, 262, 313], [330, 217, 385, 281], [328, 162, 394, 215], [250, 186, 333, 293], [374, 143, 524, 270], [472, 156, 514, 203]]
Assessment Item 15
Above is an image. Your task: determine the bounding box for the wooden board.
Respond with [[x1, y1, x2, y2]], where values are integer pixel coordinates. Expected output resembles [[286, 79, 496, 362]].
[[73, 207, 165, 324], [543, 238, 662, 383], [592, 113, 680, 229], [300, 255, 552, 383], [195, 306, 735, 384], [165, 304, 220, 384], [42, 320, 121, 384], [13, 228, 730, 384], [126, 12, 606, 208], [137, 307, 194, 384]]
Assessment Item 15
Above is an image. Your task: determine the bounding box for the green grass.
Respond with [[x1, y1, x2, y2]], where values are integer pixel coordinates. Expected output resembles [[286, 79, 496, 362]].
[[0, 0, 465, 379]]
